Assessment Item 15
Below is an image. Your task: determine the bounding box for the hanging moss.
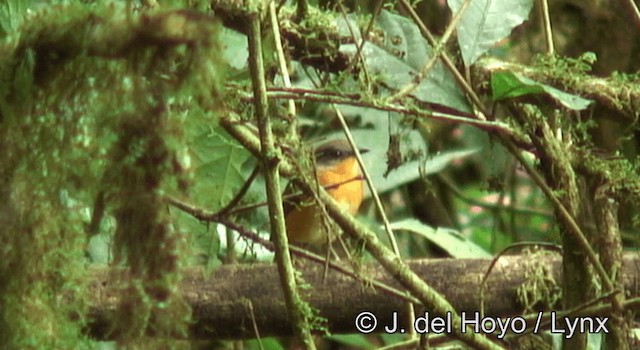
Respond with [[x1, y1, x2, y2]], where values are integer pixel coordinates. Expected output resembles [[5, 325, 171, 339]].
[[0, 2, 223, 348]]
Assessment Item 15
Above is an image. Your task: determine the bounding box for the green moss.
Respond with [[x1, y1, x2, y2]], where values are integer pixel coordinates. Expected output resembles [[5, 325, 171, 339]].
[[0, 2, 224, 348], [516, 249, 562, 312], [533, 52, 598, 75]]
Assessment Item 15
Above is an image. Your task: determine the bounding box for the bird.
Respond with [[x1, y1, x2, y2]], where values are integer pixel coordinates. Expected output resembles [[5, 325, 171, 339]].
[[285, 139, 369, 245]]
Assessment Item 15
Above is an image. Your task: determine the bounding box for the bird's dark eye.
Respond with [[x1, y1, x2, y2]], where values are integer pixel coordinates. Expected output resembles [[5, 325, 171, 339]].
[[314, 146, 350, 163]]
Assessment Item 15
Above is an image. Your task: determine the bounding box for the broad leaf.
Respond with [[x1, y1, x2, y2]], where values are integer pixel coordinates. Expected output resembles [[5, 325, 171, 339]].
[[339, 10, 470, 112], [363, 147, 478, 196], [449, 0, 533, 66], [390, 218, 491, 258], [492, 71, 593, 110], [188, 114, 252, 210]]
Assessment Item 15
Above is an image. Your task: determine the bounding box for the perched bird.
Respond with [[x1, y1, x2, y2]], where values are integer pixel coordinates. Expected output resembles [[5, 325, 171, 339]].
[[285, 139, 368, 245]]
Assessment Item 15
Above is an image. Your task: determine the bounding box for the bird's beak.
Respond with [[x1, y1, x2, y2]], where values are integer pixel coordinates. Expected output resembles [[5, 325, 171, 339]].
[[359, 148, 370, 155]]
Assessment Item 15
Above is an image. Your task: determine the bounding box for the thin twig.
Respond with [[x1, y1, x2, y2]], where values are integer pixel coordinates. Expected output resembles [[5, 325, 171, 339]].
[[479, 242, 562, 317], [398, 0, 488, 119], [254, 88, 518, 135], [621, 0, 640, 31], [388, 0, 472, 102], [331, 104, 421, 336], [337, 1, 373, 88], [269, 1, 297, 121], [246, 300, 264, 350], [217, 165, 260, 217], [539, 0, 555, 54], [166, 195, 422, 304], [438, 173, 553, 218], [333, 106, 401, 256]]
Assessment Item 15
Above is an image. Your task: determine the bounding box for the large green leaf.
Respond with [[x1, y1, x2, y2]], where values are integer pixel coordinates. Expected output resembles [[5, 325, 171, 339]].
[[364, 147, 478, 196], [449, 0, 533, 66], [338, 10, 470, 112], [390, 218, 491, 258], [492, 71, 593, 110], [188, 113, 252, 210], [179, 118, 256, 263]]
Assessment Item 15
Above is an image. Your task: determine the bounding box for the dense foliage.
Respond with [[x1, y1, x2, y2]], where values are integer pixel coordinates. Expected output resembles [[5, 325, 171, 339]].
[[0, 0, 639, 349]]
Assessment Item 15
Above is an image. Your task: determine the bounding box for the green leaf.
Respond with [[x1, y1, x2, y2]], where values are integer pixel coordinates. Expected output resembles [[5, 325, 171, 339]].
[[188, 115, 252, 210], [449, 0, 534, 66], [364, 148, 478, 196], [0, 0, 35, 34], [338, 11, 470, 112], [390, 219, 491, 258], [245, 337, 286, 350], [221, 28, 248, 70], [327, 334, 374, 349], [492, 71, 593, 110], [87, 232, 112, 265], [468, 227, 513, 253], [586, 332, 604, 350], [321, 107, 478, 196], [378, 333, 407, 346]]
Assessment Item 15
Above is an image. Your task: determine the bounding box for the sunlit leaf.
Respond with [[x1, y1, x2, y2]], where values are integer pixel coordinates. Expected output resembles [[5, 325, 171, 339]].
[[221, 28, 248, 70], [449, 0, 533, 66]]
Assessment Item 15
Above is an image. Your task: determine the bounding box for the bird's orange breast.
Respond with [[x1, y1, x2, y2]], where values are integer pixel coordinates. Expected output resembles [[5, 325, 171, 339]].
[[286, 157, 364, 244], [316, 157, 364, 214]]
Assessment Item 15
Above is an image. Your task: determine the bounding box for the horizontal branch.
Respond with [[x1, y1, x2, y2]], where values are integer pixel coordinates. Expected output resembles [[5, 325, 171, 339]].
[[473, 58, 640, 122], [1, 3, 218, 65], [86, 253, 640, 341]]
